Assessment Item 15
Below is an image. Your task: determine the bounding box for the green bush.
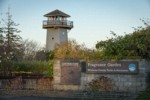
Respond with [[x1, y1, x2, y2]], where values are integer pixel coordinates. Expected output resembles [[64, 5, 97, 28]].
[[14, 60, 53, 77], [96, 24, 150, 60]]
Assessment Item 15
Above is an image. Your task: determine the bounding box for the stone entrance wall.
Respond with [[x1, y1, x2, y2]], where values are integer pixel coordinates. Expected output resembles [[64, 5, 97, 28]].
[[53, 60, 80, 91], [53, 59, 150, 92]]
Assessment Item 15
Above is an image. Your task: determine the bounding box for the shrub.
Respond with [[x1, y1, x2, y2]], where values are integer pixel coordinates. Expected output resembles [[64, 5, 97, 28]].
[[85, 76, 112, 92], [14, 60, 53, 77], [54, 39, 100, 61]]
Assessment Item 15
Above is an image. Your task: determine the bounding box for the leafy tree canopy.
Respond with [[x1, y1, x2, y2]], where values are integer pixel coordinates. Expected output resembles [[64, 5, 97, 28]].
[[96, 19, 150, 60]]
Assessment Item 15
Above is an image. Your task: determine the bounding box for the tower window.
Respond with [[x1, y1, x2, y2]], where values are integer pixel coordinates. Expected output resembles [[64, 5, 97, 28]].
[[52, 37, 54, 40]]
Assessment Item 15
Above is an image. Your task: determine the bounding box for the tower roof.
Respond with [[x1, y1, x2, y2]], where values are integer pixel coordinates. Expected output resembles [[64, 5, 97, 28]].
[[44, 9, 70, 17]]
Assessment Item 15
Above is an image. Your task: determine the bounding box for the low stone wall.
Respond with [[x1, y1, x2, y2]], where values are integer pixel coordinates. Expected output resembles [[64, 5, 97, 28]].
[[1, 59, 149, 92], [80, 60, 150, 92], [53, 59, 150, 92], [0, 76, 53, 90]]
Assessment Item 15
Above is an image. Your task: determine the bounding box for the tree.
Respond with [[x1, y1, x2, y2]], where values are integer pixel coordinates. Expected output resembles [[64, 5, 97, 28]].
[[0, 21, 5, 64], [96, 31, 127, 59], [2, 9, 22, 61], [96, 19, 150, 59], [0, 9, 22, 75], [35, 50, 47, 61], [21, 39, 42, 60]]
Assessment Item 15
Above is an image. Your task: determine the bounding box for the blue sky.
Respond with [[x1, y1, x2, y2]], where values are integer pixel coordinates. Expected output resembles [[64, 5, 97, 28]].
[[0, 0, 150, 48]]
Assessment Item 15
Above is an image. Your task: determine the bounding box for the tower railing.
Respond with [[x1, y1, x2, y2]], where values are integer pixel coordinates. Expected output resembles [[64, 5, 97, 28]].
[[43, 20, 73, 29]]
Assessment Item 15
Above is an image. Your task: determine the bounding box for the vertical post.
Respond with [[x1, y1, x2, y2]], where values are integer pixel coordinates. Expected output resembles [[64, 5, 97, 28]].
[[53, 60, 61, 90]]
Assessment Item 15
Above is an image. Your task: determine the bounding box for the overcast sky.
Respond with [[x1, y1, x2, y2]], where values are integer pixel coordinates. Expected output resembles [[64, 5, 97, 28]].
[[1, 0, 150, 49]]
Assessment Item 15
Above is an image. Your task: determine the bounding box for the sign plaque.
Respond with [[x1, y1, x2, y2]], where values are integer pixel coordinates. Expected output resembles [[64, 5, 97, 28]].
[[87, 61, 138, 74], [61, 60, 81, 84]]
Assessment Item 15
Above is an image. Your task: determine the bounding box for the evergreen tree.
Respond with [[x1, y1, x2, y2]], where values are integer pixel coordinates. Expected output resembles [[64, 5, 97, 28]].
[[2, 9, 22, 61], [0, 21, 4, 63], [0, 9, 22, 75]]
